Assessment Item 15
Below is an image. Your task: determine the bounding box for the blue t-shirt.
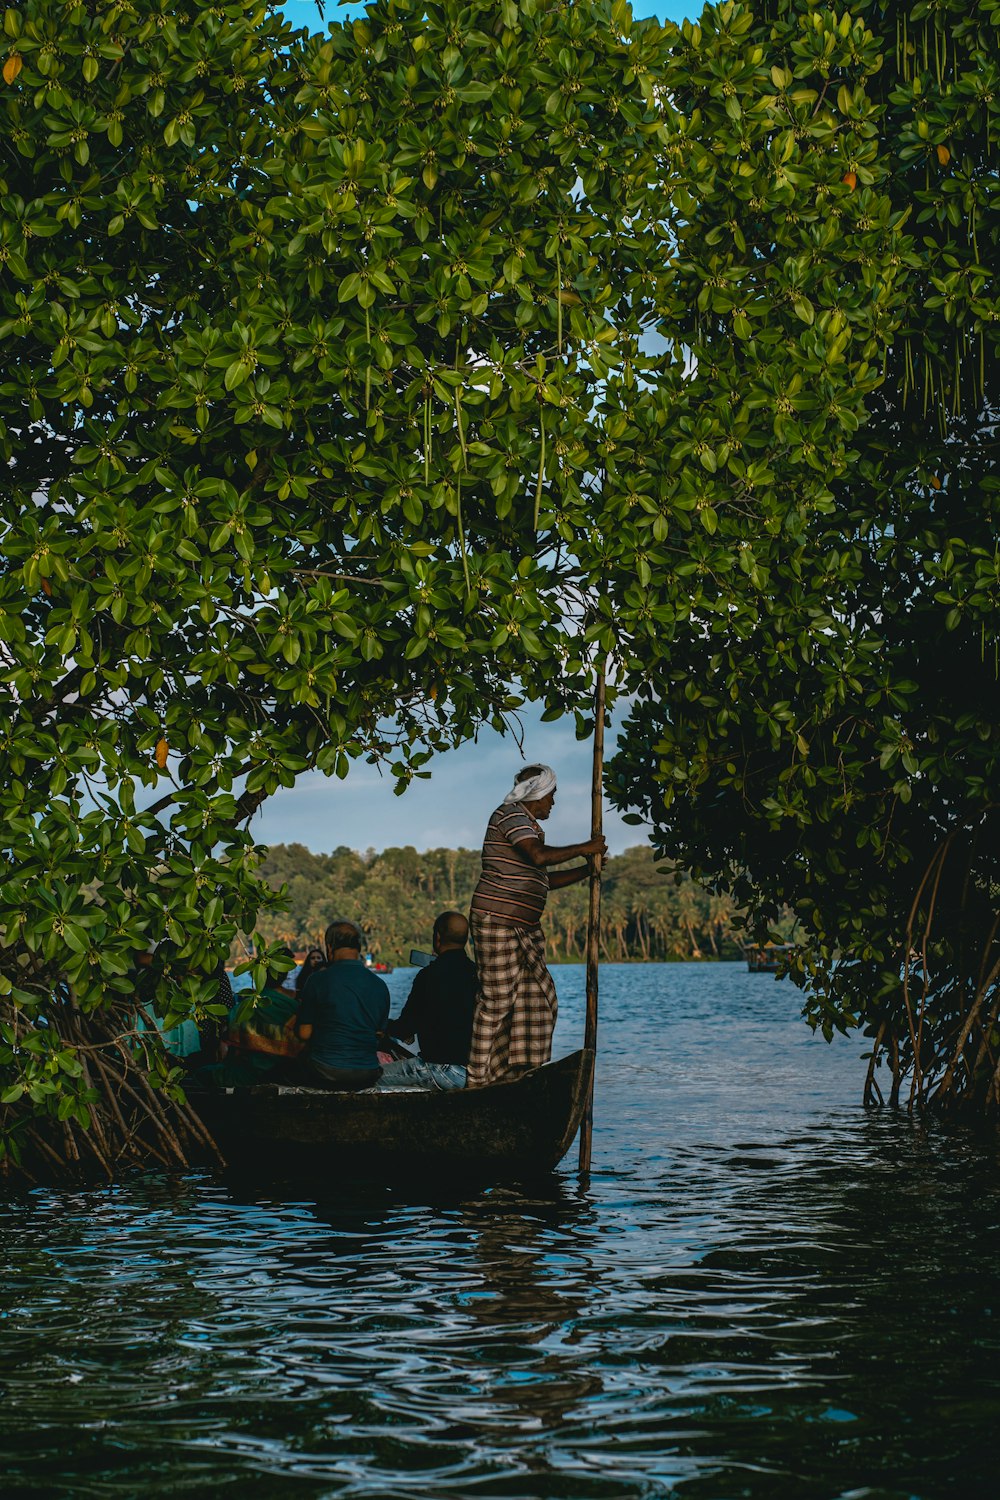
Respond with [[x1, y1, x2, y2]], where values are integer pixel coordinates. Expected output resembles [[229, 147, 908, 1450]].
[[297, 960, 390, 1070]]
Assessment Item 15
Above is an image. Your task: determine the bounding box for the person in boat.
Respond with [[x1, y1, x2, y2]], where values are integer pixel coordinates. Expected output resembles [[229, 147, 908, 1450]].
[[220, 944, 301, 1079], [467, 764, 606, 1088], [377, 911, 477, 1091], [132, 944, 201, 1063], [295, 918, 390, 1091], [133, 946, 232, 1067], [295, 947, 326, 996]]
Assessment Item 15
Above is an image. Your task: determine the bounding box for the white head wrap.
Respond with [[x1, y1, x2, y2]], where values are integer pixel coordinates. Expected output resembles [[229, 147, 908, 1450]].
[[503, 764, 557, 805]]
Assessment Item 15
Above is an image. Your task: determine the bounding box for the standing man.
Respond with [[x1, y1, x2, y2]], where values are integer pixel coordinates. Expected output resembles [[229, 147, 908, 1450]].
[[378, 911, 477, 1091], [296, 919, 389, 1090], [467, 764, 606, 1087]]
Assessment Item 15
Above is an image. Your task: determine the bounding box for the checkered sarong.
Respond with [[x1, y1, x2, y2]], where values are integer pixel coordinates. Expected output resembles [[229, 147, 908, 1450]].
[[467, 914, 558, 1087]]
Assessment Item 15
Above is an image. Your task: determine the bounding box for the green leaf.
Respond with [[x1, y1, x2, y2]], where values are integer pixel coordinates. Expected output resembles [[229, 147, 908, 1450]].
[[224, 360, 249, 391]]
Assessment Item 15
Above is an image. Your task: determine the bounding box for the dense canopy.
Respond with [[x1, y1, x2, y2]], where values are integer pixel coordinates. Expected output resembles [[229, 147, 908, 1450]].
[[3, 0, 997, 1181], [0, 0, 672, 1174], [609, 0, 1000, 1114]]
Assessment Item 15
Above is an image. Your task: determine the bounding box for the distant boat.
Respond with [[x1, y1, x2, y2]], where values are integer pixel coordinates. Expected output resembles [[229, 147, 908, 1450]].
[[191, 1049, 594, 1173], [746, 943, 793, 974]]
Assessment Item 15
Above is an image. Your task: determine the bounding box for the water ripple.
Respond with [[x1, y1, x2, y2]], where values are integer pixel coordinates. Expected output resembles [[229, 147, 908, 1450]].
[[2, 964, 999, 1498]]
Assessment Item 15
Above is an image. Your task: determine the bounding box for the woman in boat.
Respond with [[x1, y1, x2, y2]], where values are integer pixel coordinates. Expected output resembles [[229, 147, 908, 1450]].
[[295, 947, 326, 996], [467, 764, 606, 1087]]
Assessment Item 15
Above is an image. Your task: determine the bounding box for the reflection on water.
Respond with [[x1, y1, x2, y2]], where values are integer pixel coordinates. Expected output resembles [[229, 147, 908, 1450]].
[[2, 963, 1000, 1498]]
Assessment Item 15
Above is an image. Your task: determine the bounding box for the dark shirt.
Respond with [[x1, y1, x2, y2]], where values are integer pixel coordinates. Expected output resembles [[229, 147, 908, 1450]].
[[469, 803, 549, 927], [389, 949, 478, 1065], [298, 960, 390, 1070]]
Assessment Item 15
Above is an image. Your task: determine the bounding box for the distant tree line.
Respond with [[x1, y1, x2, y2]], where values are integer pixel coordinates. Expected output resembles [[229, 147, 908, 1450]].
[[247, 843, 796, 965]]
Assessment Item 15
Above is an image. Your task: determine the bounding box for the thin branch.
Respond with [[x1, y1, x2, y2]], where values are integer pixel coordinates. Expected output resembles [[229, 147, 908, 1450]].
[[292, 569, 392, 587]]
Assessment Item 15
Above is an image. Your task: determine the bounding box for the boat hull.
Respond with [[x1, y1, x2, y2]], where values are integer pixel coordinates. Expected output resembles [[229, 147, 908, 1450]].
[[191, 1049, 594, 1174]]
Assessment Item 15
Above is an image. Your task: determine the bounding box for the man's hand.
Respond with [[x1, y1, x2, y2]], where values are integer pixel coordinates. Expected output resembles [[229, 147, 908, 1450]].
[[517, 832, 609, 869]]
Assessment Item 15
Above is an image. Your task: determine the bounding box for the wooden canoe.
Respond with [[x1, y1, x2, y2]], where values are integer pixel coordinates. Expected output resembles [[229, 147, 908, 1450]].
[[191, 1048, 594, 1174]]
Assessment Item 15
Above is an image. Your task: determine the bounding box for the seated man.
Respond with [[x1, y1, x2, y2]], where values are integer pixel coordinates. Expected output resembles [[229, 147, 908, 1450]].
[[378, 911, 476, 1091], [296, 919, 390, 1090]]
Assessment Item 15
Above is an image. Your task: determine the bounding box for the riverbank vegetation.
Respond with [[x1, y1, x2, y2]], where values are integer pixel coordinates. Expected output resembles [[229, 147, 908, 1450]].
[[251, 842, 772, 964], [609, 0, 1000, 1117]]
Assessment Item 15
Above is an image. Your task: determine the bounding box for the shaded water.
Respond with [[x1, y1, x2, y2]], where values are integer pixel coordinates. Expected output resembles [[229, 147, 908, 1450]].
[[2, 963, 999, 1498]]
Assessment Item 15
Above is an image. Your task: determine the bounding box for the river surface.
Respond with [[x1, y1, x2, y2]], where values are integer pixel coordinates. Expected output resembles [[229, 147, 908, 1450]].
[[2, 962, 999, 1498]]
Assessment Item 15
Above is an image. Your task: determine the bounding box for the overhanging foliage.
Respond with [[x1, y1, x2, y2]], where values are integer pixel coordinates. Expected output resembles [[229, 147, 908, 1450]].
[[610, 0, 1000, 1115], [0, 0, 671, 1175]]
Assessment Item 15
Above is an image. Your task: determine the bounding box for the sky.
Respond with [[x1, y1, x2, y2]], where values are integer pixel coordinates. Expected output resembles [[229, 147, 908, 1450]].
[[278, 3, 693, 27], [253, 1, 679, 857], [253, 704, 652, 856]]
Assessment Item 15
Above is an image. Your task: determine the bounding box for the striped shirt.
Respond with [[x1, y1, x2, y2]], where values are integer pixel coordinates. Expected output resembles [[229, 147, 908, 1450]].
[[470, 804, 549, 927]]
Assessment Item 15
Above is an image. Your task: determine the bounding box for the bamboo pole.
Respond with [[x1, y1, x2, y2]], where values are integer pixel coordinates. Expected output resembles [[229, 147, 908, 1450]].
[[578, 665, 606, 1175]]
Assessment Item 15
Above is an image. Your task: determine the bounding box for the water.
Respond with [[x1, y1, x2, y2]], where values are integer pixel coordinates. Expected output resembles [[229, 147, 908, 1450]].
[[2, 963, 999, 1498]]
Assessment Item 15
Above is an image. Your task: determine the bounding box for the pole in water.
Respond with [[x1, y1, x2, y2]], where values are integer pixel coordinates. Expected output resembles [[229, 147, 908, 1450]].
[[579, 664, 606, 1176]]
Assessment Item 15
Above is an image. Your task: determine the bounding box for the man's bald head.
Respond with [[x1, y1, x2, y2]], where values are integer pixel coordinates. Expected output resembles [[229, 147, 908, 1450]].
[[433, 911, 469, 951], [325, 918, 363, 957]]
